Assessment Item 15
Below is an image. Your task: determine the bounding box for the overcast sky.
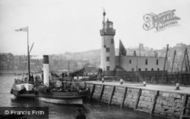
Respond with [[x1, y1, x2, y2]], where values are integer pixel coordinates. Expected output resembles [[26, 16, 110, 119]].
[[0, 0, 190, 55]]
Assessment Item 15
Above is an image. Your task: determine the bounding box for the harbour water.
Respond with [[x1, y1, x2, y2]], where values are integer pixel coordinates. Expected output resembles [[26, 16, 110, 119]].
[[0, 74, 165, 119]]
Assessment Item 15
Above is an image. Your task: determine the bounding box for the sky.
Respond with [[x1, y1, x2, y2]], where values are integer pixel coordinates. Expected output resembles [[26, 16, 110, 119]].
[[0, 0, 190, 55]]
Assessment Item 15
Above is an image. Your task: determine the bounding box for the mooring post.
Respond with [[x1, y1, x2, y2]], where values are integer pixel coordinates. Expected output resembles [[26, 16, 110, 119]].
[[108, 86, 115, 105], [134, 88, 142, 109], [99, 85, 105, 102], [120, 87, 128, 108], [150, 90, 159, 114], [89, 84, 96, 102]]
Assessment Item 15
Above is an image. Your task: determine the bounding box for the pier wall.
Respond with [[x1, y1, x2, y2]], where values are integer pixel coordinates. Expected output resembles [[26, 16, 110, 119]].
[[87, 83, 190, 119]]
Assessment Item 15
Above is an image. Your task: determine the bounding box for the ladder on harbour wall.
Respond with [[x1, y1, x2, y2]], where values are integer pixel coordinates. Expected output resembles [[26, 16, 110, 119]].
[[180, 94, 190, 119]]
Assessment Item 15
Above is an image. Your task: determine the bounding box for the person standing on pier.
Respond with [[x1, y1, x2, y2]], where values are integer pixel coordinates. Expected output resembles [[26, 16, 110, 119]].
[[75, 108, 86, 119]]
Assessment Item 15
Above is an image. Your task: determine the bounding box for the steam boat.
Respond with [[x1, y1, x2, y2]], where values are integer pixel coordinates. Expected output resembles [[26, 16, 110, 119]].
[[36, 55, 90, 105], [10, 55, 90, 104], [37, 83, 90, 105]]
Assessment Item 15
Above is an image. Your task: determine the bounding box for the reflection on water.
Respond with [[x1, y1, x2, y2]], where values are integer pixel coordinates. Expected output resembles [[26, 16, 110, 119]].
[[0, 74, 165, 119]]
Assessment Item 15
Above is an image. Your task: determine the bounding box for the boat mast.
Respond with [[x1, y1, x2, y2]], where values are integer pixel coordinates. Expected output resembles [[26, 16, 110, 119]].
[[181, 48, 190, 72], [171, 50, 176, 73], [15, 26, 30, 81], [27, 27, 30, 81], [68, 60, 70, 77], [161, 44, 169, 83]]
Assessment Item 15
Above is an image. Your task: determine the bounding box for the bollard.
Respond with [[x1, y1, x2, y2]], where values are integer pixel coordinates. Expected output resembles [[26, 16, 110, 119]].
[[175, 83, 180, 90], [143, 81, 146, 86], [120, 79, 123, 85], [102, 77, 104, 83]]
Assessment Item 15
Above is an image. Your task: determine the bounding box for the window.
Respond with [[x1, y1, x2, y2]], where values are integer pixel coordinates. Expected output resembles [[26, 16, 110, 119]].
[[107, 66, 110, 71], [106, 57, 110, 61], [157, 68, 160, 71], [109, 24, 113, 28], [131, 68, 134, 71], [145, 59, 148, 65], [129, 60, 132, 64], [145, 68, 148, 71], [156, 59, 159, 65], [106, 48, 110, 52], [139, 68, 141, 71], [111, 39, 114, 44], [151, 68, 154, 71]]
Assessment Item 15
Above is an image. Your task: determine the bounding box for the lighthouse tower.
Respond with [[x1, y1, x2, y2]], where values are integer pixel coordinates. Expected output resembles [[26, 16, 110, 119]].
[[100, 11, 116, 72]]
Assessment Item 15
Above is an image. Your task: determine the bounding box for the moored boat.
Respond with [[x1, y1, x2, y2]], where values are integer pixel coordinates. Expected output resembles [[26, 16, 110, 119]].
[[36, 55, 90, 105], [10, 26, 37, 98], [37, 86, 90, 105], [10, 75, 37, 98]]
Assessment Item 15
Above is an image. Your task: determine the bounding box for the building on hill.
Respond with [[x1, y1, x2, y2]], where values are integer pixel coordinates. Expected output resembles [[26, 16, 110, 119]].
[[99, 11, 167, 80]]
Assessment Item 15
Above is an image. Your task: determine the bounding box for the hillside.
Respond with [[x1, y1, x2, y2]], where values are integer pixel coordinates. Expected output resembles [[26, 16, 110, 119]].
[[0, 43, 190, 72]]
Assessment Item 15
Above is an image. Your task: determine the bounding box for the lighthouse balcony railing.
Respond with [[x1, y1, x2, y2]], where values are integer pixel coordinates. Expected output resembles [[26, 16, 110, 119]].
[[100, 29, 115, 35]]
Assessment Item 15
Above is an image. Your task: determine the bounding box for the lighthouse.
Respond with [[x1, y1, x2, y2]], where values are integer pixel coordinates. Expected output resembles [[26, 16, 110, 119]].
[[100, 11, 116, 72]]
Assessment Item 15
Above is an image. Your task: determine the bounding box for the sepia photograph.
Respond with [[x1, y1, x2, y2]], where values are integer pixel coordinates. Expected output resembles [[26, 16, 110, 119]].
[[0, 0, 190, 119]]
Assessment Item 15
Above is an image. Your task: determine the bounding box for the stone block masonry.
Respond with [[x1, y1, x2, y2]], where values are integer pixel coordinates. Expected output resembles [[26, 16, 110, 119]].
[[154, 92, 184, 118], [86, 83, 190, 119]]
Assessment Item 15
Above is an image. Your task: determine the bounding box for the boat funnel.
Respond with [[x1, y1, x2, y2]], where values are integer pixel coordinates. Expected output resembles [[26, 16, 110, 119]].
[[43, 55, 49, 87]]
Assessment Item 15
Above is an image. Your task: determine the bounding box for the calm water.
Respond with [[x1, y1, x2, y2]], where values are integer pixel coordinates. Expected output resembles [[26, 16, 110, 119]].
[[0, 74, 165, 119]]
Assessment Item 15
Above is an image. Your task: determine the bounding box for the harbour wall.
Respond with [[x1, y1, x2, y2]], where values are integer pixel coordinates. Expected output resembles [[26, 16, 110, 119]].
[[86, 82, 190, 119]]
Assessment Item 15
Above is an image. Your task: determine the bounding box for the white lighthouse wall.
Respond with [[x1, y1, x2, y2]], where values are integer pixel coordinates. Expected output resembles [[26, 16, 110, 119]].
[[100, 35, 115, 71]]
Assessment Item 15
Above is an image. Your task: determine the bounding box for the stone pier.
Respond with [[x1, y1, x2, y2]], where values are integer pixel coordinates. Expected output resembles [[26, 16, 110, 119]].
[[86, 81, 190, 119]]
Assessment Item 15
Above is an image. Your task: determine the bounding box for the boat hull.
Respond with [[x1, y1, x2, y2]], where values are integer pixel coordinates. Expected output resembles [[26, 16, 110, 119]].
[[16, 93, 36, 98], [38, 97, 83, 105], [37, 90, 90, 105], [11, 89, 37, 98]]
